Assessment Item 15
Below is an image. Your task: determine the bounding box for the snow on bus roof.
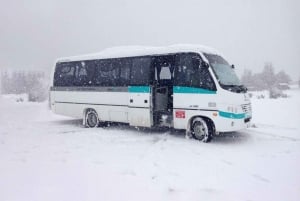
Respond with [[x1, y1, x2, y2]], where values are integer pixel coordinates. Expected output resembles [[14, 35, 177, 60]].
[[56, 44, 222, 63]]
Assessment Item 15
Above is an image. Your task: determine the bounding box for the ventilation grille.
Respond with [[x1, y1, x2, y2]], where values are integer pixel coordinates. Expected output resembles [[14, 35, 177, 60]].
[[242, 104, 252, 114]]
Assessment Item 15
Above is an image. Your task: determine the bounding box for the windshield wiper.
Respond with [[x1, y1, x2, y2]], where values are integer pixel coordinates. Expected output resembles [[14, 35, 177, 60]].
[[222, 84, 247, 93]]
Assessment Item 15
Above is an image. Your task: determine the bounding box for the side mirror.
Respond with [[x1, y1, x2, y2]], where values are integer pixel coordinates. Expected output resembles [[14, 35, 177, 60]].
[[231, 64, 235, 69], [201, 61, 209, 69]]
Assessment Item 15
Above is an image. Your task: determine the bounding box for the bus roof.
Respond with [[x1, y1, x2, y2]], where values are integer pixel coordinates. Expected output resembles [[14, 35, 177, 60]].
[[56, 44, 222, 63]]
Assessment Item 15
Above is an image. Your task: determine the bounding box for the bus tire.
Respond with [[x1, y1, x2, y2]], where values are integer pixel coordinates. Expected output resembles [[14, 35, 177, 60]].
[[85, 109, 99, 128], [191, 117, 213, 142]]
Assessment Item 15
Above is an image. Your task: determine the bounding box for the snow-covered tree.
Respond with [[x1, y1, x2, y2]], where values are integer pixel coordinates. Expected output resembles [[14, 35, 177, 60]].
[[241, 69, 253, 88], [276, 70, 291, 84], [1, 71, 10, 94], [240, 64, 292, 91], [0, 70, 48, 102], [261, 63, 276, 90]]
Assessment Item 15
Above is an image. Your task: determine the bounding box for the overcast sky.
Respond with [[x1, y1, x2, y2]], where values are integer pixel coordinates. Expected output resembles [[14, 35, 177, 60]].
[[0, 0, 299, 80]]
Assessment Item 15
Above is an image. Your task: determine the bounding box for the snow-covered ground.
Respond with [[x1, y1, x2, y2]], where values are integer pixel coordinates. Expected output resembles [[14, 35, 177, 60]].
[[0, 88, 300, 201]]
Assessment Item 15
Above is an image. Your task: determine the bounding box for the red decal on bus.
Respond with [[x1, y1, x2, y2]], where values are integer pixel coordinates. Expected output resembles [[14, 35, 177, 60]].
[[175, 110, 185, 118]]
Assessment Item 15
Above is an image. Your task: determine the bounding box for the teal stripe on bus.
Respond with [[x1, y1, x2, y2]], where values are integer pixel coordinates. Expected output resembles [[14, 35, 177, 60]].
[[219, 111, 245, 119], [128, 86, 150, 93], [173, 86, 216, 94]]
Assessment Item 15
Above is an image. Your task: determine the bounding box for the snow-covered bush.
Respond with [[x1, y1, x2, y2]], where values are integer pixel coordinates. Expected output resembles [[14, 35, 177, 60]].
[[269, 87, 287, 99]]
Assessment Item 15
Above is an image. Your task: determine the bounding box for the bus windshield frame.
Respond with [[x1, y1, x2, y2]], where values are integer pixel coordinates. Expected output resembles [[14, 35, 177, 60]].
[[203, 53, 247, 93]]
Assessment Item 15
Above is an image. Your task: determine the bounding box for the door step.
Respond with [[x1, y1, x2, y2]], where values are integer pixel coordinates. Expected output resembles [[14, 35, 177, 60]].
[[158, 114, 173, 127]]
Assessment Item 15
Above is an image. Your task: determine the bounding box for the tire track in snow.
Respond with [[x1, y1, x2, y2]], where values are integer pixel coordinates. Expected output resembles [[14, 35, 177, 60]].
[[243, 129, 300, 142]]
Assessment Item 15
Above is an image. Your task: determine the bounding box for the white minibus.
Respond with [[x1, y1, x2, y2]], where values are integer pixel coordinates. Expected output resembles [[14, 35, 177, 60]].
[[50, 45, 252, 142]]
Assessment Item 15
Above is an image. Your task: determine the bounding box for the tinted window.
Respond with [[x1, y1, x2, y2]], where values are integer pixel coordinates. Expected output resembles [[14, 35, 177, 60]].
[[174, 53, 198, 86], [118, 58, 131, 86], [74, 62, 92, 86], [94, 60, 120, 86], [130, 57, 151, 85], [54, 62, 76, 86], [174, 53, 216, 90], [199, 67, 216, 90], [84, 60, 96, 86]]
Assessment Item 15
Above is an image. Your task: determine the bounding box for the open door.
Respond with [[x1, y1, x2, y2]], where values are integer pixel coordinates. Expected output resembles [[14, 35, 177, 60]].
[[151, 55, 175, 127], [127, 55, 175, 128], [128, 86, 153, 127], [128, 57, 153, 127]]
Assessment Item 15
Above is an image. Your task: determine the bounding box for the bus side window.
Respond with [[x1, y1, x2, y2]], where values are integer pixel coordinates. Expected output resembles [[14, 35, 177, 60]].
[[174, 53, 195, 87], [174, 53, 216, 90], [95, 60, 120, 86], [118, 58, 131, 86], [54, 63, 76, 87], [199, 67, 216, 91], [84, 60, 96, 86], [74, 62, 89, 86], [130, 57, 151, 85]]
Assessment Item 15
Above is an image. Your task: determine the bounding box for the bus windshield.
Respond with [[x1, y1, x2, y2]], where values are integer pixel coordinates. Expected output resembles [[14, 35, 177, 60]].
[[204, 53, 246, 93]]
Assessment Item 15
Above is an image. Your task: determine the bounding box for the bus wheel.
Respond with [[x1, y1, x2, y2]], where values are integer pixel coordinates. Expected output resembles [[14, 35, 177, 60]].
[[85, 110, 99, 128], [191, 118, 212, 142]]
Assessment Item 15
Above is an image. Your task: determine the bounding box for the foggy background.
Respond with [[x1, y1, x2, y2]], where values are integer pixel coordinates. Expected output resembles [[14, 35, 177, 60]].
[[0, 0, 299, 80]]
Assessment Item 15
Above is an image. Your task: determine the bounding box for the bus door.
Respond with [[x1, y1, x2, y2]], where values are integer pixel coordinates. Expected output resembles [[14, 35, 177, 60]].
[[128, 86, 153, 127], [151, 55, 175, 127], [128, 57, 153, 127]]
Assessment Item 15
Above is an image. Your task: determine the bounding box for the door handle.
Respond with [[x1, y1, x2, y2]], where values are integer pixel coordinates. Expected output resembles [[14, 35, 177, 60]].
[[130, 99, 133, 103]]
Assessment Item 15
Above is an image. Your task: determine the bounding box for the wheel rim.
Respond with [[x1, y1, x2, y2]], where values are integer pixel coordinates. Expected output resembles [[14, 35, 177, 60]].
[[193, 121, 208, 140], [87, 112, 98, 127]]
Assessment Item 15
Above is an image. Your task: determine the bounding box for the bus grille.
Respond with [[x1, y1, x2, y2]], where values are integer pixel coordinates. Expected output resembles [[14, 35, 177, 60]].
[[242, 104, 252, 114]]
